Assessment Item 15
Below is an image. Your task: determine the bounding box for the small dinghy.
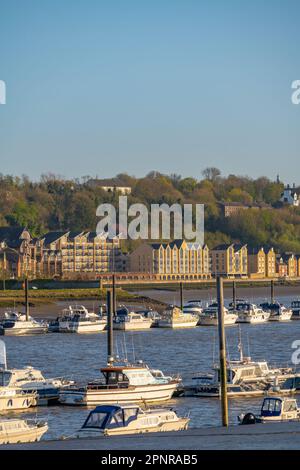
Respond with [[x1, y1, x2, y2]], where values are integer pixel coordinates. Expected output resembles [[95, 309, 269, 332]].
[[0, 418, 48, 444], [238, 396, 300, 424], [78, 404, 189, 436]]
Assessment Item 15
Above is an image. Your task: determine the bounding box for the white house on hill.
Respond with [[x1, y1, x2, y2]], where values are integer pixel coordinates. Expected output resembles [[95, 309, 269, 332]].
[[280, 184, 299, 206]]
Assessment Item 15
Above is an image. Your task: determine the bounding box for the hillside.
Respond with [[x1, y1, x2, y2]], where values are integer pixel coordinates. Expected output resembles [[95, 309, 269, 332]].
[[0, 170, 299, 253]]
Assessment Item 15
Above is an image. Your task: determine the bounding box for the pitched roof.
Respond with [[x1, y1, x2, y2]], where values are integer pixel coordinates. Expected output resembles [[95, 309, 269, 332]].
[[41, 231, 69, 245], [88, 178, 131, 188], [0, 226, 29, 245]]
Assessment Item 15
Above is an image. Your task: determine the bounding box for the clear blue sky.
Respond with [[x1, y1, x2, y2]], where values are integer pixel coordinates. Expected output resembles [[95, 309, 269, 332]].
[[0, 0, 300, 182]]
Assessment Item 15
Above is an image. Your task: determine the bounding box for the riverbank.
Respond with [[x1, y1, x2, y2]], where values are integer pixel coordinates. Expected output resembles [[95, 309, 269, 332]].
[[3, 421, 300, 450]]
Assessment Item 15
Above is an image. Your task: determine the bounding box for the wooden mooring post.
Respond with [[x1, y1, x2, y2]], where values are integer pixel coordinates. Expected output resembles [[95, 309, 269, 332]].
[[106, 289, 114, 364], [179, 282, 184, 310], [217, 276, 228, 427], [232, 280, 236, 309], [25, 277, 29, 321], [271, 279, 275, 304]]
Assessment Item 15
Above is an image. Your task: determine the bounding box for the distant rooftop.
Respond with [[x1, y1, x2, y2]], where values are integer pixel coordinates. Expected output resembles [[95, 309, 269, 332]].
[[87, 178, 132, 188]]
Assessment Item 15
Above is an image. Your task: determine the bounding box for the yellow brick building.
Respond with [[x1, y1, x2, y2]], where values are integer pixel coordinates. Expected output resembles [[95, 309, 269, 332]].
[[210, 244, 248, 278], [129, 240, 211, 279]]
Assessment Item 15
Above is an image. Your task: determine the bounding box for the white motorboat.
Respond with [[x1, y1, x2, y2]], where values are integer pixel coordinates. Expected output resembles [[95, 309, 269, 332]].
[[59, 362, 180, 406], [0, 339, 73, 404], [235, 303, 270, 324], [158, 306, 198, 329], [189, 335, 297, 398], [53, 305, 106, 333], [291, 300, 300, 320], [78, 404, 189, 437], [138, 309, 161, 327], [238, 397, 300, 424], [0, 387, 37, 411], [198, 302, 238, 326], [0, 310, 48, 336], [113, 311, 152, 331], [260, 302, 292, 321], [183, 300, 203, 316], [0, 418, 48, 444]]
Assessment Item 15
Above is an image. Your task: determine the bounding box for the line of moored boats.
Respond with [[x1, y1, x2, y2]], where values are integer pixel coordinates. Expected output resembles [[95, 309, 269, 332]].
[[2, 313, 300, 445], [1, 298, 300, 335]]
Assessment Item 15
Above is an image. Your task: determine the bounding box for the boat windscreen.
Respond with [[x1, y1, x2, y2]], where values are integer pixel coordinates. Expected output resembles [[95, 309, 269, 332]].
[[82, 411, 109, 429], [261, 398, 282, 417]]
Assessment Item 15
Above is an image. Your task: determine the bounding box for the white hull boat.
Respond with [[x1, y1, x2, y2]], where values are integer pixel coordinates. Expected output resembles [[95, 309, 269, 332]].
[[235, 303, 270, 324], [0, 418, 48, 444], [0, 387, 37, 411], [0, 311, 48, 336], [239, 397, 300, 424], [158, 306, 198, 329], [53, 305, 106, 333], [198, 302, 237, 326], [291, 301, 300, 320], [78, 404, 189, 437], [269, 311, 293, 322], [59, 364, 179, 406], [113, 312, 152, 331], [0, 340, 73, 405]]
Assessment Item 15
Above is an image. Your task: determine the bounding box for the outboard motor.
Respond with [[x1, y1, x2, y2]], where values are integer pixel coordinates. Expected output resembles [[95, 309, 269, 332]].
[[240, 413, 257, 425]]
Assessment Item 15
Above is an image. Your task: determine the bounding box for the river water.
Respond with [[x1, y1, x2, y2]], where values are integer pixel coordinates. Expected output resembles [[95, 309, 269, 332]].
[[2, 289, 300, 440]]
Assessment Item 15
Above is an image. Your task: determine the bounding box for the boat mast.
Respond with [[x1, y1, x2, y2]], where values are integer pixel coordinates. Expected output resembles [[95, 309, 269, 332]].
[[106, 289, 114, 365], [238, 325, 244, 362]]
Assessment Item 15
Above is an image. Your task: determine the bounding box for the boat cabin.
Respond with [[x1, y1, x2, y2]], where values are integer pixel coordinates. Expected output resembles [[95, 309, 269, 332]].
[[88, 366, 159, 389], [81, 405, 140, 432], [0, 367, 45, 387], [260, 397, 299, 421]]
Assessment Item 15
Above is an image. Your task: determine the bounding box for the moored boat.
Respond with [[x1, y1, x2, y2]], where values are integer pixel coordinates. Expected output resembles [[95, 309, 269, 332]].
[[59, 362, 180, 406], [198, 302, 238, 326], [113, 311, 152, 331], [238, 396, 300, 424], [158, 306, 198, 329], [0, 418, 48, 444], [291, 300, 300, 320], [78, 404, 189, 437], [50, 305, 106, 333], [0, 311, 48, 336], [235, 303, 270, 324], [0, 387, 37, 411], [0, 339, 73, 405], [183, 300, 203, 316], [260, 302, 292, 321]]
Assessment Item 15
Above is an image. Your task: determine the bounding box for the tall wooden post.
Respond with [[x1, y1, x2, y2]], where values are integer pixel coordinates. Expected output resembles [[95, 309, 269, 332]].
[[271, 279, 275, 304], [180, 282, 183, 310], [217, 276, 228, 427], [232, 280, 236, 309], [112, 274, 117, 317], [25, 277, 29, 321], [106, 289, 114, 365], [3, 251, 6, 291]]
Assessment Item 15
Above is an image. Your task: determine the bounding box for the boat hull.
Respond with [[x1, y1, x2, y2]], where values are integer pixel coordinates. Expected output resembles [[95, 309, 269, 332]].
[[198, 316, 237, 326], [0, 326, 47, 336], [59, 382, 178, 406], [59, 322, 106, 333], [0, 424, 48, 445], [113, 321, 152, 331], [0, 394, 36, 411], [79, 418, 189, 437], [158, 320, 198, 329]]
